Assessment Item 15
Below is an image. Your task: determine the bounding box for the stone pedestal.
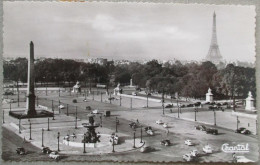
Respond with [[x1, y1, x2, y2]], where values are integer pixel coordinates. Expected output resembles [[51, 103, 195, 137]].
[[206, 88, 213, 102], [245, 91, 255, 110]]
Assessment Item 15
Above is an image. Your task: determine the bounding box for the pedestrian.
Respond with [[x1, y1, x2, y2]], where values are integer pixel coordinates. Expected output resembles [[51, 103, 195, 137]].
[[136, 119, 139, 123], [248, 123, 250, 127]]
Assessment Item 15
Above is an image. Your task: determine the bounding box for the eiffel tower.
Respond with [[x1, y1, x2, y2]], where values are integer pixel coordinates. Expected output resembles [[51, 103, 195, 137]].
[[206, 12, 223, 64]]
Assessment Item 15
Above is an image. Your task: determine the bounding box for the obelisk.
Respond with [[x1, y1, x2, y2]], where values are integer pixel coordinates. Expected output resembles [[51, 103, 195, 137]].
[[25, 41, 36, 116]]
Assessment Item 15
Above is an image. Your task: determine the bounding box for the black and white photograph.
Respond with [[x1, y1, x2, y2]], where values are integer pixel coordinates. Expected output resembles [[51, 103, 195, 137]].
[[1, 1, 258, 163]]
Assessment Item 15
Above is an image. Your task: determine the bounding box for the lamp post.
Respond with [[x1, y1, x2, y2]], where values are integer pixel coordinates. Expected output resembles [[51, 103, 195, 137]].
[[17, 81, 20, 107], [100, 115, 102, 127], [83, 133, 86, 153], [236, 116, 239, 130], [162, 103, 165, 115], [194, 107, 197, 121], [101, 92, 103, 102], [9, 102, 11, 112], [47, 118, 50, 131], [42, 128, 44, 147], [58, 100, 61, 114], [109, 92, 112, 104], [120, 95, 122, 106], [19, 117, 21, 134], [147, 94, 149, 108], [57, 132, 60, 151], [256, 120, 258, 135], [59, 88, 60, 97], [92, 91, 94, 100], [36, 96, 39, 107], [29, 122, 32, 140], [130, 98, 132, 110], [112, 135, 115, 153], [177, 99, 180, 118], [133, 131, 136, 148], [2, 110, 5, 124], [213, 109, 216, 126], [52, 100, 55, 120], [84, 90, 87, 100], [116, 117, 118, 133], [140, 126, 143, 143], [67, 104, 69, 116]]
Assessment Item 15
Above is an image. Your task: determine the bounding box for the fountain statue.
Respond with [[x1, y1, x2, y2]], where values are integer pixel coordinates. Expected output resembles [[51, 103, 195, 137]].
[[82, 116, 100, 143]]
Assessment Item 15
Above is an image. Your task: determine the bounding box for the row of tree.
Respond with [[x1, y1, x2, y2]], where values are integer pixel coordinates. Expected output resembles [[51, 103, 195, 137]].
[[3, 58, 256, 99]]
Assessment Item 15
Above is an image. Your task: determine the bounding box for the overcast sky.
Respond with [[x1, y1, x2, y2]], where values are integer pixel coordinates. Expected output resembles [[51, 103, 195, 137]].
[[3, 2, 256, 62]]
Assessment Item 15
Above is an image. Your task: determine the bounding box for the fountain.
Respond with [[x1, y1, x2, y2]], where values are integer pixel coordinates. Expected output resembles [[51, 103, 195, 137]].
[[82, 116, 101, 143]]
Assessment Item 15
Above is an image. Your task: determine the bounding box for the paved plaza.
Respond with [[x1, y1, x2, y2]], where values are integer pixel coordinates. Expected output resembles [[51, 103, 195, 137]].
[[2, 89, 258, 162]]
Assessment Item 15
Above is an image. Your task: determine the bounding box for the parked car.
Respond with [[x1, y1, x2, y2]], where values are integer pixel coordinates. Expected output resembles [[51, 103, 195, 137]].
[[49, 151, 60, 160], [156, 120, 163, 124], [91, 109, 100, 114], [132, 92, 137, 96], [58, 104, 65, 109], [140, 146, 155, 153], [241, 129, 251, 135], [16, 147, 26, 155], [203, 145, 213, 154], [190, 150, 199, 157], [160, 140, 171, 146], [165, 104, 173, 108], [104, 110, 110, 117], [183, 154, 193, 161], [42, 147, 52, 154], [187, 104, 194, 107], [194, 102, 201, 107], [110, 134, 119, 145], [144, 126, 152, 131], [129, 122, 138, 129], [195, 125, 207, 131], [184, 140, 193, 146], [4, 90, 14, 95], [146, 129, 154, 136], [206, 128, 218, 135], [235, 127, 246, 133], [233, 155, 254, 163], [163, 123, 169, 128]]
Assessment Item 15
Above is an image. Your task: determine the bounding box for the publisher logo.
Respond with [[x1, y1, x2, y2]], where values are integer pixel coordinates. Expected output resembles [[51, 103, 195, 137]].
[[222, 143, 249, 153]]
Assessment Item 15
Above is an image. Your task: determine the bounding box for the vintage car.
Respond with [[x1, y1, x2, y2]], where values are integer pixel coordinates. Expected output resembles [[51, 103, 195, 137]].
[[49, 151, 61, 160], [233, 155, 254, 163], [58, 104, 65, 109], [190, 150, 199, 157], [129, 122, 138, 129], [16, 147, 26, 155], [146, 129, 154, 136], [184, 140, 193, 146], [195, 125, 207, 131], [160, 140, 171, 146], [144, 126, 153, 131], [206, 128, 218, 135], [156, 120, 163, 125], [183, 154, 193, 161], [110, 134, 119, 145], [203, 145, 213, 154], [140, 146, 155, 153], [163, 123, 169, 128], [42, 147, 52, 154]]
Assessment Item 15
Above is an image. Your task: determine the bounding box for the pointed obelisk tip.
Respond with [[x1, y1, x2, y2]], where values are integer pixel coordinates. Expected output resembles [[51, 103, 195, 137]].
[[213, 11, 216, 17], [30, 41, 33, 45]]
